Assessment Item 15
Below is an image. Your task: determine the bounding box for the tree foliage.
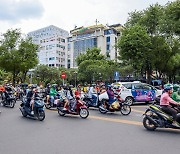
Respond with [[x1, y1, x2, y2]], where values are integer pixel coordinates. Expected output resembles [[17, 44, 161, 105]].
[[0, 29, 38, 85], [117, 0, 180, 83]]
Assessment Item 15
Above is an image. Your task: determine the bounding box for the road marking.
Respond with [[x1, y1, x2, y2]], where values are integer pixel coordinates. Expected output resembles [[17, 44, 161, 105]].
[[89, 115, 142, 126], [46, 109, 142, 126], [131, 109, 145, 114], [132, 106, 148, 108]]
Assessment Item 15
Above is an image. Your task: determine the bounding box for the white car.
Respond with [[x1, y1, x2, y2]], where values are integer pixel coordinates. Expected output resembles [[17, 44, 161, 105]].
[[118, 82, 162, 105]]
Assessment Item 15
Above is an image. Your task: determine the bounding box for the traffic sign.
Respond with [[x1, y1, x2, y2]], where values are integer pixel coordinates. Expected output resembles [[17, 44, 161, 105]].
[[61, 72, 66, 79], [114, 71, 120, 81]]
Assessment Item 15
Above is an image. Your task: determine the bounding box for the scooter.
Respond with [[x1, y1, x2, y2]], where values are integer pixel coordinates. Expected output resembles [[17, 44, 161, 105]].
[[143, 104, 180, 131], [19, 97, 45, 121], [1, 92, 16, 108], [98, 94, 131, 115], [44, 94, 60, 109], [83, 93, 100, 108], [57, 96, 89, 119]]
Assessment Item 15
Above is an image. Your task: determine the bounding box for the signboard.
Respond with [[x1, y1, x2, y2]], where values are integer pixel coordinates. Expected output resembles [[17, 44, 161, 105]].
[[114, 71, 120, 81], [61, 72, 66, 79]]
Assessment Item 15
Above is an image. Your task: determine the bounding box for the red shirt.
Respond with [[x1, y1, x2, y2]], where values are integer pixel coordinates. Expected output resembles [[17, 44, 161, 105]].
[[0, 86, 5, 92]]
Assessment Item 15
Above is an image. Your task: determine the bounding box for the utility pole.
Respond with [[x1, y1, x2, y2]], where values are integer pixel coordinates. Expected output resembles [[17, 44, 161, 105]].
[[95, 19, 99, 26]]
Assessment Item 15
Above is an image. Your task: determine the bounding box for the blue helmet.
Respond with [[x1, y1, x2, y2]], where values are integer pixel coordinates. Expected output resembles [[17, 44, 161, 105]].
[[107, 85, 112, 88], [164, 86, 172, 92]]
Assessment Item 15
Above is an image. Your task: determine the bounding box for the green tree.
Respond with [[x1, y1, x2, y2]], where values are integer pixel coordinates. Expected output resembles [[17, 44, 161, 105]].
[[117, 1, 180, 83], [117, 25, 152, 82], [0, 29, 38, 85], [76, 47, 106, 66]]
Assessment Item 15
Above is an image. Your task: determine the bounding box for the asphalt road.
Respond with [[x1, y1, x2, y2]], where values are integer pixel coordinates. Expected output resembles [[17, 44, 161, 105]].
[[0, 101, 180, 154]]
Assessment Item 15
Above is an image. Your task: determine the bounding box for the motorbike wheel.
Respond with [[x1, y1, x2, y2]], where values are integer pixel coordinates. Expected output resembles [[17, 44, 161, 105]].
[[22, 110, 27, 117], [10, 100, 16, 108], [2, 100, 6, 106], [58, 108, 65, 116], [120, 104, 131, 115], [37, 110, 45, 121], [79, 108, 89, 119], [143, 116, 157, 131], [45, 103, 51, 109], [99, 104, 108, 114]]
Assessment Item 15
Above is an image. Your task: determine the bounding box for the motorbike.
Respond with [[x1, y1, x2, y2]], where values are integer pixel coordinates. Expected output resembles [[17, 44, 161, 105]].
[[1, 91, 16, 108], [83, 93, 100, 108], [98, 94, 131, 115], [143, 104, 180, 131], [44, 94, 62, 109], [57, 96, 89, 119], [15, 89, 24, 101], [19, 97, 45, 121]]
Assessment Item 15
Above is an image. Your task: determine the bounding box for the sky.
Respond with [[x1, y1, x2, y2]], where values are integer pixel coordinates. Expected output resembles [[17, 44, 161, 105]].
[[0, 0, 175, 34]]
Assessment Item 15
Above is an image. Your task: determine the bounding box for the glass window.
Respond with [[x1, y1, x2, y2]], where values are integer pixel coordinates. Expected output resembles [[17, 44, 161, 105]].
[[122, 84, 132, 89], [107, 44, 110, 51], [61, 39, 65, 43], [49, 57, 55, 61], [104, 29, 112, 35], [143, 84, 153, 90], [134, 84, 143, 89], [106, 36, 110, 42]]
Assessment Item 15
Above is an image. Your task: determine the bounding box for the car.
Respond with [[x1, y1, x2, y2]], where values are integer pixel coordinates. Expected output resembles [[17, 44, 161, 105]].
[[118, 82, 162, 105]]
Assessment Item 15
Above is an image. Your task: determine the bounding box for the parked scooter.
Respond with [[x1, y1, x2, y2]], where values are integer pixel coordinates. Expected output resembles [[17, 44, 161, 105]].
[[143, 104, 180, 131], [99, 94, 131, 115], [19, 97, 45, 121], [1, 91, 16, 108], [57, 96, 89, 119]]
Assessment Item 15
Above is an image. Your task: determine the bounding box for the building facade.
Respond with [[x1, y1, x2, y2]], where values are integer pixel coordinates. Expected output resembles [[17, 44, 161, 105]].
[[67, 24, 123, 68], [27, 25, 69, 68]]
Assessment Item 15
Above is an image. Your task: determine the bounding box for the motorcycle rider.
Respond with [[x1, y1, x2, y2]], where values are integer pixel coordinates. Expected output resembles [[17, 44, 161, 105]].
[[26, 85, 39, 115], [45, 83, 51, 104], [171, 85, 180, 102], [49, 84, 57, 105], [65, 86, 76, 112], [160, 86, 180, 127], [88, 84, 97, 101], [3, 85, 14, 102], [107, 85, 116, 110]]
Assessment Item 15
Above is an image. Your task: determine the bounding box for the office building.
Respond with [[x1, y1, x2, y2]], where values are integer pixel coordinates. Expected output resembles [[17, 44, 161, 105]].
[[27, 25, 69, 68], [67, 24, 123, 68]]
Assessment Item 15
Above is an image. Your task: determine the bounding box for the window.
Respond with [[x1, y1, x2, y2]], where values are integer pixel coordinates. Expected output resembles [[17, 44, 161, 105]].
[[61, 39, 65, 43], [134, 84, 143, 89], [143, 84, 153, 90], [123, 84, 132, 89], [49, 57, 55, 61], [107, 44, 110, 51], [104, 29, 112, 35], [106, 36, 110, 42]]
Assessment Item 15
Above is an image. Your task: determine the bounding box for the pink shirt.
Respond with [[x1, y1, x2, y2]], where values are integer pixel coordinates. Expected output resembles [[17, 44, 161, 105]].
[[160, 92, 178, 106]]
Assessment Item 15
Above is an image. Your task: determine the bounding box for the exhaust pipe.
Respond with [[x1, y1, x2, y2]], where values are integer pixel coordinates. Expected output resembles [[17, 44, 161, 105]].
[[145, 115, 158, 126]]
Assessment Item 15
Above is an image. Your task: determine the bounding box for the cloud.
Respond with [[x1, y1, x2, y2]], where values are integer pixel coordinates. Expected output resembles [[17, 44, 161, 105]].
[[0, 0, 44, 22]]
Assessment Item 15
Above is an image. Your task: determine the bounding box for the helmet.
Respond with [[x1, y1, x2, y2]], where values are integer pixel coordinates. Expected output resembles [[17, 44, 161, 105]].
[[107, 85, 112, 88], [164, 86, 172, 92], [173, 84, 180, 92], [91, 84, 96, 87], [52, 84, 57, 88]]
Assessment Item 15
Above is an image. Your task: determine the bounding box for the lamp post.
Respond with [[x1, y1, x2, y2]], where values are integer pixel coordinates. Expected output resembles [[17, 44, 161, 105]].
[[74, 71, 78, 88]]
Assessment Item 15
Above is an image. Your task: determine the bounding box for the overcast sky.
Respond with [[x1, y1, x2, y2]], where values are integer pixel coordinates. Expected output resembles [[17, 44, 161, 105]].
[[0, 0, 175, 34]]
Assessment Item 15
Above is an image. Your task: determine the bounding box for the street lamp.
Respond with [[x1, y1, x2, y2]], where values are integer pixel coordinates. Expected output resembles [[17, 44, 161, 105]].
[[74, 71, 78, 87]]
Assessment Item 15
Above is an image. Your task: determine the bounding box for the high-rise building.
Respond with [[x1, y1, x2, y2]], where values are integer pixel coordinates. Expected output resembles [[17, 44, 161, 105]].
[[27, 25, 69, 68], [67, 24, 123, 68]]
